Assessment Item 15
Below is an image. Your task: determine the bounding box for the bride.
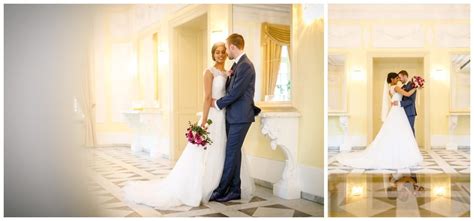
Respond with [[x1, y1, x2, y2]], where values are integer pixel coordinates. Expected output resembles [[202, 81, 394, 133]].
[[122, 42, 254, 210], [335, 72, 423, 169]]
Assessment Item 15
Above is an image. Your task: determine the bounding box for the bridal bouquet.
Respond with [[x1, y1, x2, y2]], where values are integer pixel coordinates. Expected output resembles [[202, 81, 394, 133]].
[[185, 119, 213, 149], [411, 76, 425, 89]]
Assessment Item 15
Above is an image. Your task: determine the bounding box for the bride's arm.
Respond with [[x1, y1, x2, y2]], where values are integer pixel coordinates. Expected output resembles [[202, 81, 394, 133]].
[[395, 86, 416, 97], [201, 70, 213, 128]]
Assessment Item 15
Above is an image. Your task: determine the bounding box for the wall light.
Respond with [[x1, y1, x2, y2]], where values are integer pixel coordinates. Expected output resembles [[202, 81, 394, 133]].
[[351, 69, 364, 81], [433, 186, 446, 196], [211, 30, 225, 44], [432, 68, 447, 81], [351, 185, 364, 196], [303, 4, 323, 25], [158, 46, 169, 65]]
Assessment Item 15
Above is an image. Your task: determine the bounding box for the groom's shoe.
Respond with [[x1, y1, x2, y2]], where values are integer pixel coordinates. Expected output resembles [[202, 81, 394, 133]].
[[215, 191, 241, 202], [209, 191, 222, 202]]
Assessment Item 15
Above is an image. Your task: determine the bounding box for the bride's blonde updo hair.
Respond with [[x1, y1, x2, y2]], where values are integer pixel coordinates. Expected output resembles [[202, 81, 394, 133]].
[[211, 42, 226, 61]]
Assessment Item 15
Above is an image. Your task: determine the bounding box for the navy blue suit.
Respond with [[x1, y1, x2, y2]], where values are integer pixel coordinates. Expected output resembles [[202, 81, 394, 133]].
[[214, 54, 255, 196], [401, 83, 417, 136]]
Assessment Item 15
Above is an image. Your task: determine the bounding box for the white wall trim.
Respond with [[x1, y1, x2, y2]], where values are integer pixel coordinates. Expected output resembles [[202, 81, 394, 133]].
[[97, 131, 172, 158], [97, 132, 132, 146], [298, 164, 324, 198], [431, 135, 470, 148], [329, 5, 470, 20], [246, 155, 324, 198], [328, 135, 367, 148]]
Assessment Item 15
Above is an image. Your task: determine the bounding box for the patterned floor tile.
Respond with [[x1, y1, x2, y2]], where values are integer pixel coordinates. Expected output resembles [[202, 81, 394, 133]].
[[87, 146, 323, 217]]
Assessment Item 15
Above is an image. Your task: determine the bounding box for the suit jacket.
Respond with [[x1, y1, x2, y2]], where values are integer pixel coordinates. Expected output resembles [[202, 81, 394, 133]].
[[401, 83, 417, 117], [216, 54, 256, 124]]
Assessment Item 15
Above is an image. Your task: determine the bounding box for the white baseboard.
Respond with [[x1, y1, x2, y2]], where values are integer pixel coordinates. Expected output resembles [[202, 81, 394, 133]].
[[97, 132, 132, 146], [328, 135, 367, 148], [298, 164, 324, 197], [246, 155, 324, 198], [246, 155, 284, 183], [431, 135, 470, 148], [97, 132, 172, 158], [157, 138, 171, 158]]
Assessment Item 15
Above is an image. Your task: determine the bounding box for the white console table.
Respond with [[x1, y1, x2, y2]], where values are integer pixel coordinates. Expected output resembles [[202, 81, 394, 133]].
[[259, 111, 301, 200], [329, 112, 351, 152], [122, 109, 163, 158], [446, 112, 470, 150]]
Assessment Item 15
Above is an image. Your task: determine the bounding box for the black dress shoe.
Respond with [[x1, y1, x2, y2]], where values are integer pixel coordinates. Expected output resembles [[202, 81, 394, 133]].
[[209, 191, 222, 201], [216, 191, 241, 202]]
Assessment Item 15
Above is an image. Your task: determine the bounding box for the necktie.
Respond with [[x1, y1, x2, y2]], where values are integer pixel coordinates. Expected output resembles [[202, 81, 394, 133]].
[[226, 63, 237, 90]]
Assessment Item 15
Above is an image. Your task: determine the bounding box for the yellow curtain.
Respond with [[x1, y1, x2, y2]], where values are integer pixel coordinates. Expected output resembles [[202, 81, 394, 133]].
[[261, 22, 290, 98], [80, 45, 97, 147]]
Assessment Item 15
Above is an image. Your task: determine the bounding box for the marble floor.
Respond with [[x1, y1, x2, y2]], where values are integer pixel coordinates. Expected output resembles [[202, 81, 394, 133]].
[[86, 146, 323, 217], [328, 149, 470, 217]]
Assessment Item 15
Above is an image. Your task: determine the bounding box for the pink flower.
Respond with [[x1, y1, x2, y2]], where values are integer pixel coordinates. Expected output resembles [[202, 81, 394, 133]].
[[184, 121, 213, 149], [412, 76, 425, 88], [187, 130, 194, 138], [195, 134, 203, 145]]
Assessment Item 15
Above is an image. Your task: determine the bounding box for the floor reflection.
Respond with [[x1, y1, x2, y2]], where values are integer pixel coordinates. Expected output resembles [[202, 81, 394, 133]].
[[329, 173, 470, 217]]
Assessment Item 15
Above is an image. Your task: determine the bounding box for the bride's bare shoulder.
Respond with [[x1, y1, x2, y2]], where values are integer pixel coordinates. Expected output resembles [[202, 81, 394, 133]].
[[203, 68, 213, 77]]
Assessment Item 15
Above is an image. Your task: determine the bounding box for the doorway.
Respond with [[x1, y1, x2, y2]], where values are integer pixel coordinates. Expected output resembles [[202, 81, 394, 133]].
[[172, 14, 207, 161], [372, 57, 425, 148]]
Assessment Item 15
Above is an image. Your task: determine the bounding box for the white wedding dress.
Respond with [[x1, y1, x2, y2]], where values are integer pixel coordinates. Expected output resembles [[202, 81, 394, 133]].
[[335, 83, 423, 169], [122, 67, 254, 210]]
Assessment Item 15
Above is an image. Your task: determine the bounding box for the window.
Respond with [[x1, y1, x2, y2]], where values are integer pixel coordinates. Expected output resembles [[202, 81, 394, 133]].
[[272, 45, 291, 101]]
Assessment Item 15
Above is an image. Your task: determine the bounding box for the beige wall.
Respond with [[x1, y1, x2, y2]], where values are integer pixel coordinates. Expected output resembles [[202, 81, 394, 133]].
[[328, 6, 470, 147], [94, 4, 324, 168], [294, 4, 324, 168], [243, 5, 324, 168]]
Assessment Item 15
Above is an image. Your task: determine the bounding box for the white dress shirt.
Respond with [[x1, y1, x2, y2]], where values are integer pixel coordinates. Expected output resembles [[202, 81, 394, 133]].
[[214, 52, 246, 110]]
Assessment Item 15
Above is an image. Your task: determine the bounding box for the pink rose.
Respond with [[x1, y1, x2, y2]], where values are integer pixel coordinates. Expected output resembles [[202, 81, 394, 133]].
[[187, 131, 196, 143], [195, 134, 203, 145], [187, 130, 194, 138]]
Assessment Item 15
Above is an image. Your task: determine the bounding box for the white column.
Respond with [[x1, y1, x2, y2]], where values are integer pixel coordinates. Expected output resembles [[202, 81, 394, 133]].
[[339, 115, 352, 152], [123, 110, 163, 158], [329, 113, 351, 152], [123, 111, 144, 153], [139, 111, 162, 158], [446, 114, 459, 150]]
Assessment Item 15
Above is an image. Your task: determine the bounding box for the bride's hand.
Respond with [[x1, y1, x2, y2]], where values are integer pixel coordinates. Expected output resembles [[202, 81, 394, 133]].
[[200, 122, 207, 129], [225, 70, 233, 77]]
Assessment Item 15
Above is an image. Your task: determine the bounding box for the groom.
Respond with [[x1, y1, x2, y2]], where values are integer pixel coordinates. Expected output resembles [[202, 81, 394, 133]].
[[393, 70, 417, 135], [210, 33, 256, 202]]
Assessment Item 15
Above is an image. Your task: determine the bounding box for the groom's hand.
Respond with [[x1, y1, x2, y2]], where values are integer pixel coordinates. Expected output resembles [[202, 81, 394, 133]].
[[392, 101, 399, 106], [211, 99, 217, 107]]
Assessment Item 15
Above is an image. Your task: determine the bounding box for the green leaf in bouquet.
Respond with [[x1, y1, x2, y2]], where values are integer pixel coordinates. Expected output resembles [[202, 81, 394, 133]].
[[207, 119, 213, 125]]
